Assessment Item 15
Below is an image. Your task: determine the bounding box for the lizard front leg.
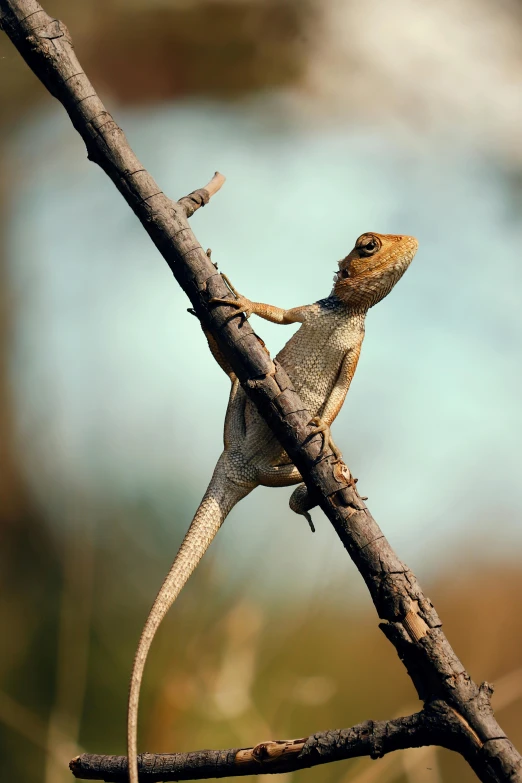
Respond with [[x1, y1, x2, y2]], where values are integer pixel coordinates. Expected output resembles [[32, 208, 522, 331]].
[[210, 274, 309, 325]]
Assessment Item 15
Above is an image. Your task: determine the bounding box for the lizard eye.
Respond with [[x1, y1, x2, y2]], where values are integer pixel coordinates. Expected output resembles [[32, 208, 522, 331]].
[[357, 235, 380, 256]]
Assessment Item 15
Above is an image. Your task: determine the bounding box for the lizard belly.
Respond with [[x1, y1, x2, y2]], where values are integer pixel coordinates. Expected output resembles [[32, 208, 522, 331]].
[[276, 306, 360, 417], [279, 341, 345, 417], [237, 302, 362, 476]]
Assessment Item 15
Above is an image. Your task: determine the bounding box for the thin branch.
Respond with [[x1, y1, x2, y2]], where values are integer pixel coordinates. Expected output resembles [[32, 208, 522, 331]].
[[178, 172, 226, 218], [203, 171, 226, 199], [1, 2, 521, 782], [70, 709, 445, 781]]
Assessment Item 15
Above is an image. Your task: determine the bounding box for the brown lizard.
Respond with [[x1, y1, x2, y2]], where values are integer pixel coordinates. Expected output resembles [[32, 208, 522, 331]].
[[127, 231, 418, 783]]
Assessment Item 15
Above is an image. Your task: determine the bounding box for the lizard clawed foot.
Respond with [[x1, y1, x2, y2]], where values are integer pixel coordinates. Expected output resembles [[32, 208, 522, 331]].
[[210, 294, 254, 322], [289, 484, 316, 533], [300, 509, 315, 533], [308, 416, 342, 461], [209, 274, 254, 322]]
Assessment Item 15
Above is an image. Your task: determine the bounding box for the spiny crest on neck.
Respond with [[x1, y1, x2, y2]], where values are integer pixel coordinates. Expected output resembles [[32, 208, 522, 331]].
[[333, 232, 418, 311]]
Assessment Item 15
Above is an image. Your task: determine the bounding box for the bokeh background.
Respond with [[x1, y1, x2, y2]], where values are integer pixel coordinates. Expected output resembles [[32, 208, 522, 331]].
[[1, 1, 522, 781]]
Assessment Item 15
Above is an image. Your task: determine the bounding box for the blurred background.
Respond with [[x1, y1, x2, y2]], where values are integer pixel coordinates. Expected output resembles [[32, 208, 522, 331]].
[[1, 0, 522, 781]]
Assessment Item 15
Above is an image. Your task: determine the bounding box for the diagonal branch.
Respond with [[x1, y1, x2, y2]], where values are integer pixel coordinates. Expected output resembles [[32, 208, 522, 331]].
[[69, 706, 457, 782], [1, 2, 521, 782]]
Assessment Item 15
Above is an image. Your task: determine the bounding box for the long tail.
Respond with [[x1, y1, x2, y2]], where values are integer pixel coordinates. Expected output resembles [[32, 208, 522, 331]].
[[127, 453, 252, 783]]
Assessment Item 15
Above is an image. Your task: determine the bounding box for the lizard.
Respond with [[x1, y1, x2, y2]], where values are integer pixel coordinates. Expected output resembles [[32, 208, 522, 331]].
[[127, 231, 418, 783]]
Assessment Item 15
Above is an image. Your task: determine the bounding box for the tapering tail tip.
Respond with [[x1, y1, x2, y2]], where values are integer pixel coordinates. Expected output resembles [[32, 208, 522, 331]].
[[126, 454, 253, 783]]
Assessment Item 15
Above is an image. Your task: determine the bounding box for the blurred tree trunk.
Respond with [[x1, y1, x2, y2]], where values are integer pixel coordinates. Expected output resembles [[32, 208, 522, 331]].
[[0, 165, 27, 529], [0, 0, 312, 117]]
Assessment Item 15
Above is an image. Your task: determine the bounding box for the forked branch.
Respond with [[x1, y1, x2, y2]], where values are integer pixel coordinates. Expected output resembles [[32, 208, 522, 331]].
[[1, 1, 520, 781], [69, 704, 468, 781]]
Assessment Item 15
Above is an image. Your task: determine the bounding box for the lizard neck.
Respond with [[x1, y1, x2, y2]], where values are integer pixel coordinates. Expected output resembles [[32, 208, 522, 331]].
[[325, 292, 369, 320]]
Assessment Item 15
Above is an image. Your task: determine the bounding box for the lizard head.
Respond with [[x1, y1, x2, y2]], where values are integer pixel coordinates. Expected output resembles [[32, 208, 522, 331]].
[[333, 232, 418, 310]]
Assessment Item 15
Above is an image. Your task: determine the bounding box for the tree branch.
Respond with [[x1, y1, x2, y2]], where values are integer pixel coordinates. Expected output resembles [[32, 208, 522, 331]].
[[69, 705, 461, 781], [1, 1, 521, 781], [178, 172, 226, 218]]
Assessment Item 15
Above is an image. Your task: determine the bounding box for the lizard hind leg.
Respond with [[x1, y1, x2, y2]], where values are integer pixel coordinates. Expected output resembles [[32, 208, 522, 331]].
[[289, 483, 317, 533], [224, 378, 246, 449]]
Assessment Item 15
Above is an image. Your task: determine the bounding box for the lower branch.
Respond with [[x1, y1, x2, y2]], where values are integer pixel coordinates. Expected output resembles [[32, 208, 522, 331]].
[[70, 710, 434, 781], [71, 700, 496, 782]]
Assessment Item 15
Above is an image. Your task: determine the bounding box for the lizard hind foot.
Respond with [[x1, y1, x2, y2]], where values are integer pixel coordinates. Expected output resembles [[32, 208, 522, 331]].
[[308, 416, 342, 461], [289, 483, 316, 533]]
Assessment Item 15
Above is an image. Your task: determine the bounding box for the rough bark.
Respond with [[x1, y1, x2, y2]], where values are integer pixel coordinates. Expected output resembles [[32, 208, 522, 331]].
[[69, 704, 465, 781], [1, 1, 520, 781]]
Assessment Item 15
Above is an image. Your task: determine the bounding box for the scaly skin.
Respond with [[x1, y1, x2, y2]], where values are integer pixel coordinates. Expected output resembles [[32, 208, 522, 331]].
[[127, 232, 418, 783]]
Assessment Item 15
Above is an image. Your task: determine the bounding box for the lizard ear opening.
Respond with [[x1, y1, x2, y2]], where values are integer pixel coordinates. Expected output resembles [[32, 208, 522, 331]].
[[334, 252, 354, 283]]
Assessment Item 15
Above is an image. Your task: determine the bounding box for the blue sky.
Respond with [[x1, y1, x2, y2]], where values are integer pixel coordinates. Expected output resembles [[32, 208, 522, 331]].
[[7, 96, 522, 598]]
